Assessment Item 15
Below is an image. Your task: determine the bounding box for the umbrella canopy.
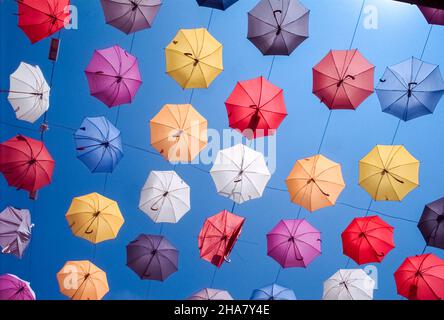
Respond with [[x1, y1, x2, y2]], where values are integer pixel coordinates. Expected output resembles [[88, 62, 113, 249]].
[[0, 274, 36, 300], [342, 215, 395, 265], [225, 76, 287, 139], [66, 192, 125, 244], [57, 260, 109, 300], [17, 0, 70, 44], [150, 104, 208, 162], [8, 62, 50, 123], [74, 116, 123, 173], [376, 57, 444, 121], [313, 49, 375, 110], [0, 135, 55, 199], [394, 254, 444, 300], [250, 283, 296, 300], [126, 234, 179, 281], [198, 210, 245, 268], [210, 144, 271, 204], [188, 288, 233, 300], [247, 0, 309, 56], [323, 269, 375, 300], [418, 197, 444, 249], [197, 0, 238, 10], [419, 6, 444, 25], [359, 145, 420, 201], [0, 207, 33, 259], [267, 219, 321, 268], [100, 0, 162, 34], [165, 28, 223, 89], [85, 45, 142, 108], [285, 154, 345, 212]]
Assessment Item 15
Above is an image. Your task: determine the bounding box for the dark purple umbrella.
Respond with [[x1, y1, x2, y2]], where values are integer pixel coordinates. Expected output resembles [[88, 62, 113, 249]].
[[247, 0, 309, 56], [418, 197, 444, 249], [0, 274, 36, 300], [0, 207, 33, 259], [418, 6, 444, 25], [126, 234, 178, 281]]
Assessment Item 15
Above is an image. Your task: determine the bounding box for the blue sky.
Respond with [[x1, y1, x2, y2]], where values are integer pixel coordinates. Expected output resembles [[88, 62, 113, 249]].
[[1, 0, 444, 300]]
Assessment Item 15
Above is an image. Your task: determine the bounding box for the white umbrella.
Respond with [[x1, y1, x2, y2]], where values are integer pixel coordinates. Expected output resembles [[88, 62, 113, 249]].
[[139, 171, 190, 223], [187, 288, 233, 300], [323, 269, 375, 300], [210, 144, 271, 204], [8, 62, 50, 123]]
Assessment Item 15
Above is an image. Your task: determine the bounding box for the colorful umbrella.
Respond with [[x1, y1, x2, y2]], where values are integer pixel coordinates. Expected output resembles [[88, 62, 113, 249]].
[[247, 0, 309, 56], [0, 207, 33, 259], [418, 197, 444, 249], [74, 117, 123, 173], [418, 6, 444, 25], [165, 28, 223, 89], [0, 274, 36, 300], [250, 283, 296, 300], [359, 145, 420, 201], [285, 154, 345, 212], [85, 45, 142, 108], [198, 210, 245, 268], [197, 0, 238, 10], [323, 269, 375, 300], [313, 49, 375, 110], [225, 76, 287, 139], [188, 288, 233, 300], [126, 234, 179, 281]]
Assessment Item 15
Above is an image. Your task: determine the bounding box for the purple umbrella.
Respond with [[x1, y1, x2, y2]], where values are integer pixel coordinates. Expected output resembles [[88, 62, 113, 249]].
[[85, 45, 142, 108], [419, 6, 444, 25], [100, 0, 162, 34], [418, 197, 444, 249], [267, 219, 321, 268], [0, 207, 33, 259], [187, 288, 233, 300], [126, 234, 178, 281], [248, 0, 310, 56], [0, 274, 36, 300]]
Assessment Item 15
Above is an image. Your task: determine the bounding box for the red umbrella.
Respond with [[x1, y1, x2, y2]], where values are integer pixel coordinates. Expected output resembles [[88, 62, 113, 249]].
[[341, 216, 395, 265], [313, 49, 375, 110], [394, 254, 444, 300], [0, 135, 55, 199], [17, 0, 70, 44], [225, 76, 287, 139], [198, 210, 245, 268]]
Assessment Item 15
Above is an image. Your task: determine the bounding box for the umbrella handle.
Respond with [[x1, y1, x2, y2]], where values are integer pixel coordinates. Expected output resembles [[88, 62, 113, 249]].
[[273, 10, 283, 34], [150, 205, 159, 212], [224, 256, 231, 263], [234, 177, 242, 183], [184, 53, 199, 66], [407, 82, 418, 98]]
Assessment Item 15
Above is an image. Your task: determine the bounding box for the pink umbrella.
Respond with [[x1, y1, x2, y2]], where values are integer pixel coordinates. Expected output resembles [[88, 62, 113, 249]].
[[85, 45, 142, 108], [267, 219, 321, 268]]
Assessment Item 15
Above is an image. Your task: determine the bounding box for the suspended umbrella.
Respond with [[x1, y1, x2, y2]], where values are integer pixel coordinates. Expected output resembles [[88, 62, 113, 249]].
[[74, 117, 123, 173], [313, 49, 375, 110], [418, 197, 444, 249], [66, 192, 125, 244], [0, 135, 55, 199], [198, 210, 245, 268], [225, 76, 287, 139], [150, 104, 208, 162], [359, 145, 420, 201], [323, 269, 375, 300], [0, 274, 36, 300], [188, 288, 233, 300], [210, 144, 271, 204], [250, 283, 296, 300], [0, 207, 33, 259], [285, 154, 345, 212], [247, 0, 309, 56], [165, 28, 223, 89], [342, 215, 395, 265], [418, 6, 444, 25], [85, 45, 142, 108], [197, 0, 238, 10], [126, 234, 179, 281], [394, 254, 444, 300], [100, 0, 162, 34]]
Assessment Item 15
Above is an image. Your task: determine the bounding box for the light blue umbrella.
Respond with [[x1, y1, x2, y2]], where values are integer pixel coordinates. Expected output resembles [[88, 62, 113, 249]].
[[74, 117, 123, 173], [376, 57, 444, 121], [196, 0, 238, 10], [250, 283, 296, 300]]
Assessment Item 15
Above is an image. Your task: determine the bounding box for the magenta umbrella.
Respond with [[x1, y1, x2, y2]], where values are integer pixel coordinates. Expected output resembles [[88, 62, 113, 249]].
[[267, 219, 321, 268], [419, 6, 444, 25], [85, 45, 142, 108], [0, 274, 36, 300]]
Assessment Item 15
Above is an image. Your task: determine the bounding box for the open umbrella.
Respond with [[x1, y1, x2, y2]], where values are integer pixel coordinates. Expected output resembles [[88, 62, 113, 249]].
[[248, 0, 309, 56], [0, 207, 33, 259], [225, 76, 287, 139], [359, 145, 420, 201], [188, 288, 233, 300], [198, 210, 245, 268], [267, 219, 321, 268], [313, 49, 375, 110], [0, 274, 36, 300], [418, 6, 444, 25], [250, 283, 296, 300], [197, 0, 238, 10], [0, 135, 55, 199], [74, 117, 123, 173], [126, 234, 179, 281], [394, 254, 444, 300], [165, 28, 223, 89], [100, 0, 162, 34], [323, 269, 375, 300], [418, 197, 444, 249], [285, 154, 345, 212], [85, 45, 142, 108]]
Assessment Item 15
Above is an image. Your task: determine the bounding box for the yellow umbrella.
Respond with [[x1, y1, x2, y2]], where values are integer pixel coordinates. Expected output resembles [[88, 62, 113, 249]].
[[359, 145, 419, 201], [56, 260, 109, 300], [286, 154, 346, 212], [150, 104, 208, 162], [66, 192, 124, 244], [165, 28, 223, 89]]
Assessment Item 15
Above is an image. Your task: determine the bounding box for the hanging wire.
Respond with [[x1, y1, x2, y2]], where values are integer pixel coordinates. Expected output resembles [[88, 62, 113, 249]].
[[420, 25, 433, 60], [267, 56, 276, 80], [209, 267, 217, 287], [129, 32, 136, 54], [337, 202, 419, 224], [231, 201, 236, 213], [275, 266, 282, 283], [349, 0, 366, 50], [317, 110, 333, 153], [421, 244, 427, 255]]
